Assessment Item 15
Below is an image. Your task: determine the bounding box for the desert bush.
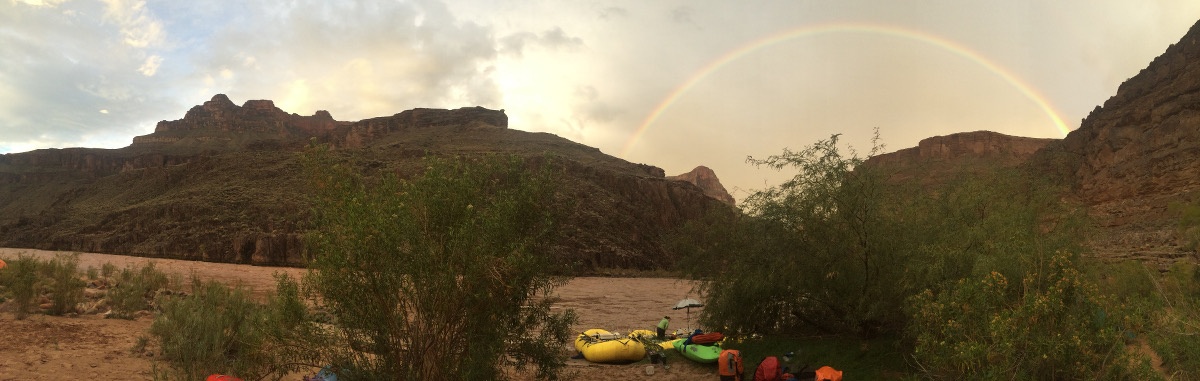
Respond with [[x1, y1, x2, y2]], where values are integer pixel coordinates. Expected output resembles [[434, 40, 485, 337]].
[[1146, 261, 1200, 379], [150, 277, 270, 380], [301, 149, 577, 380], [101, 262, 117, 279], [3, 254, 41, 319], [907, 251, 1150, 380], [108, 262, 172, 319], [46, 253, 85, 316], [86, 266, 99, 280]]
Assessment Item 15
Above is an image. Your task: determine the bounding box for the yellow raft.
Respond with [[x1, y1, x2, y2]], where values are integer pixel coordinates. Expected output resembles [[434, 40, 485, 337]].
[[574, 329, 646, 363]]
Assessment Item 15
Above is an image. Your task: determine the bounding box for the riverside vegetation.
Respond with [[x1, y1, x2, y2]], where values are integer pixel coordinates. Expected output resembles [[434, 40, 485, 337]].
[[3, 135, 1200, 379], [671, 133, 1200, 379]]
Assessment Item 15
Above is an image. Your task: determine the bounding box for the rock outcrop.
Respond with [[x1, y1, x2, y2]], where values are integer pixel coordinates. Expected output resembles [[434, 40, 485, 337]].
[[0, 95, 726, 272], [865, 131, 1054, 185], [1047, 20, 1200, 204], [668, 166, 736, 206], [1025, 19, 1200, 262]]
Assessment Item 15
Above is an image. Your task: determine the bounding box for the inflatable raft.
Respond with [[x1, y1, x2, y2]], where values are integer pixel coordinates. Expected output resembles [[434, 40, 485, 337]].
[[574, 329, 646, 363]]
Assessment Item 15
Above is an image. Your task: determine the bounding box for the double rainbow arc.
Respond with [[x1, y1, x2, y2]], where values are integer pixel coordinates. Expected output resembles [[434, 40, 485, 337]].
[[621, 22, 1069, 157]]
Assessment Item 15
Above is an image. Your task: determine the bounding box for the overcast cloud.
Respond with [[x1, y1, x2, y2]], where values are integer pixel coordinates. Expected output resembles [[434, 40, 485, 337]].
[[3, 1, 1200, 199]]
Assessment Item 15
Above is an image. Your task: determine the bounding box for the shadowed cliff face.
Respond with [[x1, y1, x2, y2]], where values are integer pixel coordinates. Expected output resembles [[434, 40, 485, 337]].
[[0, 94, 727, 272]]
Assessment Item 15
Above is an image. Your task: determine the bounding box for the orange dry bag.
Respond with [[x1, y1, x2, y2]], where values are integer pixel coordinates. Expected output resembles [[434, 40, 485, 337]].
[[719, 349, 743, 377], [814, 365, 843, 381]]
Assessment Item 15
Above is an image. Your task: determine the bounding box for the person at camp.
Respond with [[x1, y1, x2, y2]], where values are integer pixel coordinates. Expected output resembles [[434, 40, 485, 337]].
[[657, 316, 670, 340]]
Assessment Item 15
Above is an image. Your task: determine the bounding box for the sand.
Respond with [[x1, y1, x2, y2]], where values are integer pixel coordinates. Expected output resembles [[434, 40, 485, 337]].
[[0, 248, 718, 380]]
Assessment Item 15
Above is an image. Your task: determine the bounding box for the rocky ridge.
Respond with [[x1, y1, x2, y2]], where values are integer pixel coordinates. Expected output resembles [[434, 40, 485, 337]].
[[866, 130, 1055, 184], [0, 95, 731, 271]]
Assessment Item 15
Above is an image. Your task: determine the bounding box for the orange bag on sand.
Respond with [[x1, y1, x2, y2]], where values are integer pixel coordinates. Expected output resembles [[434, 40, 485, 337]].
[[206, 375, 244, 381], [814, 366, 843, 381]]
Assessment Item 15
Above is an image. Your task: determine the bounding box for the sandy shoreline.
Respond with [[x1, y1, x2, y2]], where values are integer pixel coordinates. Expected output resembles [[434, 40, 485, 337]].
[[0, 248, 717, 380]]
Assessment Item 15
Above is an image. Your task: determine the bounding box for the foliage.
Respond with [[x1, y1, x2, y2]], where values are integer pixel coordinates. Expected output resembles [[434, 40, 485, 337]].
[[150, 277, 272, 380], [1145, 261, 1200, 379], [108, 262, 173, 319], [901, 167, 1086, 287], [677, 132, 913, 336], [301, 148, 577, 381], [3, 254, 41, 319], [907, 252, 1149, 380], [46, 253, 85, 316], [101, 262, 117, 279], [674, 131, 1088, 339], [1172, 196, 1200, 253]]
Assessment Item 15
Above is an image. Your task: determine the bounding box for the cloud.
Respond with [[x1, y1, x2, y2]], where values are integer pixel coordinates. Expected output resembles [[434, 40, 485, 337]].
[[598, 6, 629, 20], [101, 0, 165, 48], [573, 85, 622, 123], [14, 0, 67, 7], [500, 27, 584, 56], [138, 55, 162, 76], [670, 6, 695, 24], [187, 0, 506, 118], [0, 1, 180, 150]]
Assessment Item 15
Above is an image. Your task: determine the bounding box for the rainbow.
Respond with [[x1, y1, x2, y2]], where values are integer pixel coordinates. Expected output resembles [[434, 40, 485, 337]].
[[621, 22, 1070, 157]]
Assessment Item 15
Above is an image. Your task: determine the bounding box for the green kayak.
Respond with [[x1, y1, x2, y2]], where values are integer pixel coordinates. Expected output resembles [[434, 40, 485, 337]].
[[671, 339, 721, 363]]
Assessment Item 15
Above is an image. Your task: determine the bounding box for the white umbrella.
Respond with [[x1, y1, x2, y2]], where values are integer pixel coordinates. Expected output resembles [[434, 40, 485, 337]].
[[671, 298, 704, 332]]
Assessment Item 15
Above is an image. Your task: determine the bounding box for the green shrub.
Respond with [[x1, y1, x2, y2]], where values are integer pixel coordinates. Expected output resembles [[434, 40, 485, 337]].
[[151, 277, 271, 380], [46, 253, 85, 316], [108, 262, 172, 319], [907, 252, 1147, 380], [101, 262, 117, 279], [5, 254, 40, 320], [302, 150, 577, 380], [1146, 261, 1200, 378], [86, 266, 99, 280]]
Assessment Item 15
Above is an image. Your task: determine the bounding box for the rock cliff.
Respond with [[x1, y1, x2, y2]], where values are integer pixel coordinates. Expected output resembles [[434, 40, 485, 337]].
[[1049, 21, 1200, 204], [1027, 19, 1200, 262], [668, 166, 736, 206], [0, 95, 726, 272], [865, 131, 1054, 185]]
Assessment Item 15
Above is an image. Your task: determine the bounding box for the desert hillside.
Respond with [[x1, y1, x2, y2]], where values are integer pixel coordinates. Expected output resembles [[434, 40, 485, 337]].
[[0, 95, 734, 272]]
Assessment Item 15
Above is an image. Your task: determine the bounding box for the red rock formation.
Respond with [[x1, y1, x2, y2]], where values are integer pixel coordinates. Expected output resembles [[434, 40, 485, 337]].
[[668, 166, 736, 206]]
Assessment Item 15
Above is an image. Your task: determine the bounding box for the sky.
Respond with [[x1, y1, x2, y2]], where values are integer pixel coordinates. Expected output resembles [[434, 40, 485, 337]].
[[3, 1, 1200, 201]]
